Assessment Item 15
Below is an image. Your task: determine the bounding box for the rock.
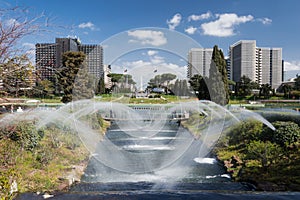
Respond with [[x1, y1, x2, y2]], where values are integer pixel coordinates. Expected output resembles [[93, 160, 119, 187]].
[[231, 155, 243, 168], [224, 160, 233, 169], [57, 181, 69, 191]]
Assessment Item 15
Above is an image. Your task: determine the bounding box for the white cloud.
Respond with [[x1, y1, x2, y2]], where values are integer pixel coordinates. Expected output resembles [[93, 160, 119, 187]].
[[284, 61, 300, 71], [128, 30, 167, 46], [78, 22, 96, 30], [147, 50, 158, 56], [258, 17, 272, 25], [22, 42, 35, 49], [150, 55, 165, 64], [201, 13, 254, 37], [119, 59, 186, 88], [112, 55, 187, 89], [184, 26, 197, 35], [167, 13, 182, 30], [188, 12, 211, 21]]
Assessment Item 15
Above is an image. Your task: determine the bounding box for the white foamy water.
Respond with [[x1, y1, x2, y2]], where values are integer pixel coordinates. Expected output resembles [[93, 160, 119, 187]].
[[193, 157, 216, 164], [122, 144, 175, 151], [205, 174, 231, 179]]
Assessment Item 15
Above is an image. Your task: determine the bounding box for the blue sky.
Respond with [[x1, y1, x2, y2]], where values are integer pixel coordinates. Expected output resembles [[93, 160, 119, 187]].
[[3, 0, 300, 81]]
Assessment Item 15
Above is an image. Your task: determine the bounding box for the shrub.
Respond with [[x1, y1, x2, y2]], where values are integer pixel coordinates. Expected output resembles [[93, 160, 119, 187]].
[[246, 140, 283, 168], [228, 120, 263, 146], [271, 121, 300, 147], [0, 121, 44, 151]]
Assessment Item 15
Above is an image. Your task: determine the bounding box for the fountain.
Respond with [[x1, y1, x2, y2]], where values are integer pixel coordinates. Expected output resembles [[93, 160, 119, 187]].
[[1, 100, 275, 182], [10, 28, 300, 199]]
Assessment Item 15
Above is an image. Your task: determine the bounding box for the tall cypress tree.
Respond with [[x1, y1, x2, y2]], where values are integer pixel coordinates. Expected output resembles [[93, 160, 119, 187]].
[[208, 45, 229, 105], [58, 51, 89, 103]]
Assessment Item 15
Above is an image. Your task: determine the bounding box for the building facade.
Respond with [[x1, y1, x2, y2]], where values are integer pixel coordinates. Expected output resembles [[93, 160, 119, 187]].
[[35, 37, 104, 82], [187, 48, 213, 78], [229, 40, 283, 89], [78, 44, 103, 79], [35, 43, 58, 81]]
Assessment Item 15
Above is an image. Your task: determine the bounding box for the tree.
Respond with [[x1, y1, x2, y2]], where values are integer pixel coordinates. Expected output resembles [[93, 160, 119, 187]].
[[235, 75, 259, 97], [172, 79, 189, 96], [107, 73, 135, 92], [189, 74, 210, 100], [208, 45, 229, 105], [0, 55, 34, 97], [31, 79, 54, 98], [96, 77, 105, 95], [282, 84, 292, 98], [160, 73, 176, 87], [57, 51, 86, 103], [72, 64, 96, 101], [259, 83, 272, 99], [107, 73, 123, 84], [0, 5, 45, 62], [148, 73, 176, 87]]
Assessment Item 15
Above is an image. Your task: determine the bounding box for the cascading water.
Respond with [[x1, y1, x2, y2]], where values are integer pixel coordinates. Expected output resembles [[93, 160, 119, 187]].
[[1, 99, 275, 186]]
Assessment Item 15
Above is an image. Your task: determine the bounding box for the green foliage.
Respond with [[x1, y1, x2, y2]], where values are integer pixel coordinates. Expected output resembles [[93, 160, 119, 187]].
[[215, 118, 300, 190], [0, 121, 43, 151], [282, 84, 292, 98], [96, 77, 105, 95], [259, 83, 272, 99], [271, 121, 300, 147], [208, 45, 229, 105], [107, 73, 123, 83], [246, 140, 282, 168], [228, 120, 263, 146], [171, 79, 189, 96], [189, 74, 210, 100], [235, 75, 259, 97], [30, 80, 55, 98], [148, 73, 176, 89], [0, 55, 34, 97], [57, 51, 86, 103], [72, 66, 96, 101], [290, 90, 300, 98], [0, 168, 19, 199], [0, 118, 92, 199], [107, 73, 135, 92]]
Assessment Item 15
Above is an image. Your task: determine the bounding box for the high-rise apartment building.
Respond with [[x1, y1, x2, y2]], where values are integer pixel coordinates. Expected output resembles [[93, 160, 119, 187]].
[[229, 40, 283, 89], [230, 40, 257, 83], [187, 48, 213, 78], [78, 44, 103, 79], [35, 43, 58, 81], [35, 37, 104, 82]]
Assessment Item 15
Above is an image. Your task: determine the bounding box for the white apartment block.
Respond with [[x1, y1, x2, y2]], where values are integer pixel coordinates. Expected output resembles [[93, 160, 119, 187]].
[[229, 40, 282, 89], [187, 48, 213, 78]]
